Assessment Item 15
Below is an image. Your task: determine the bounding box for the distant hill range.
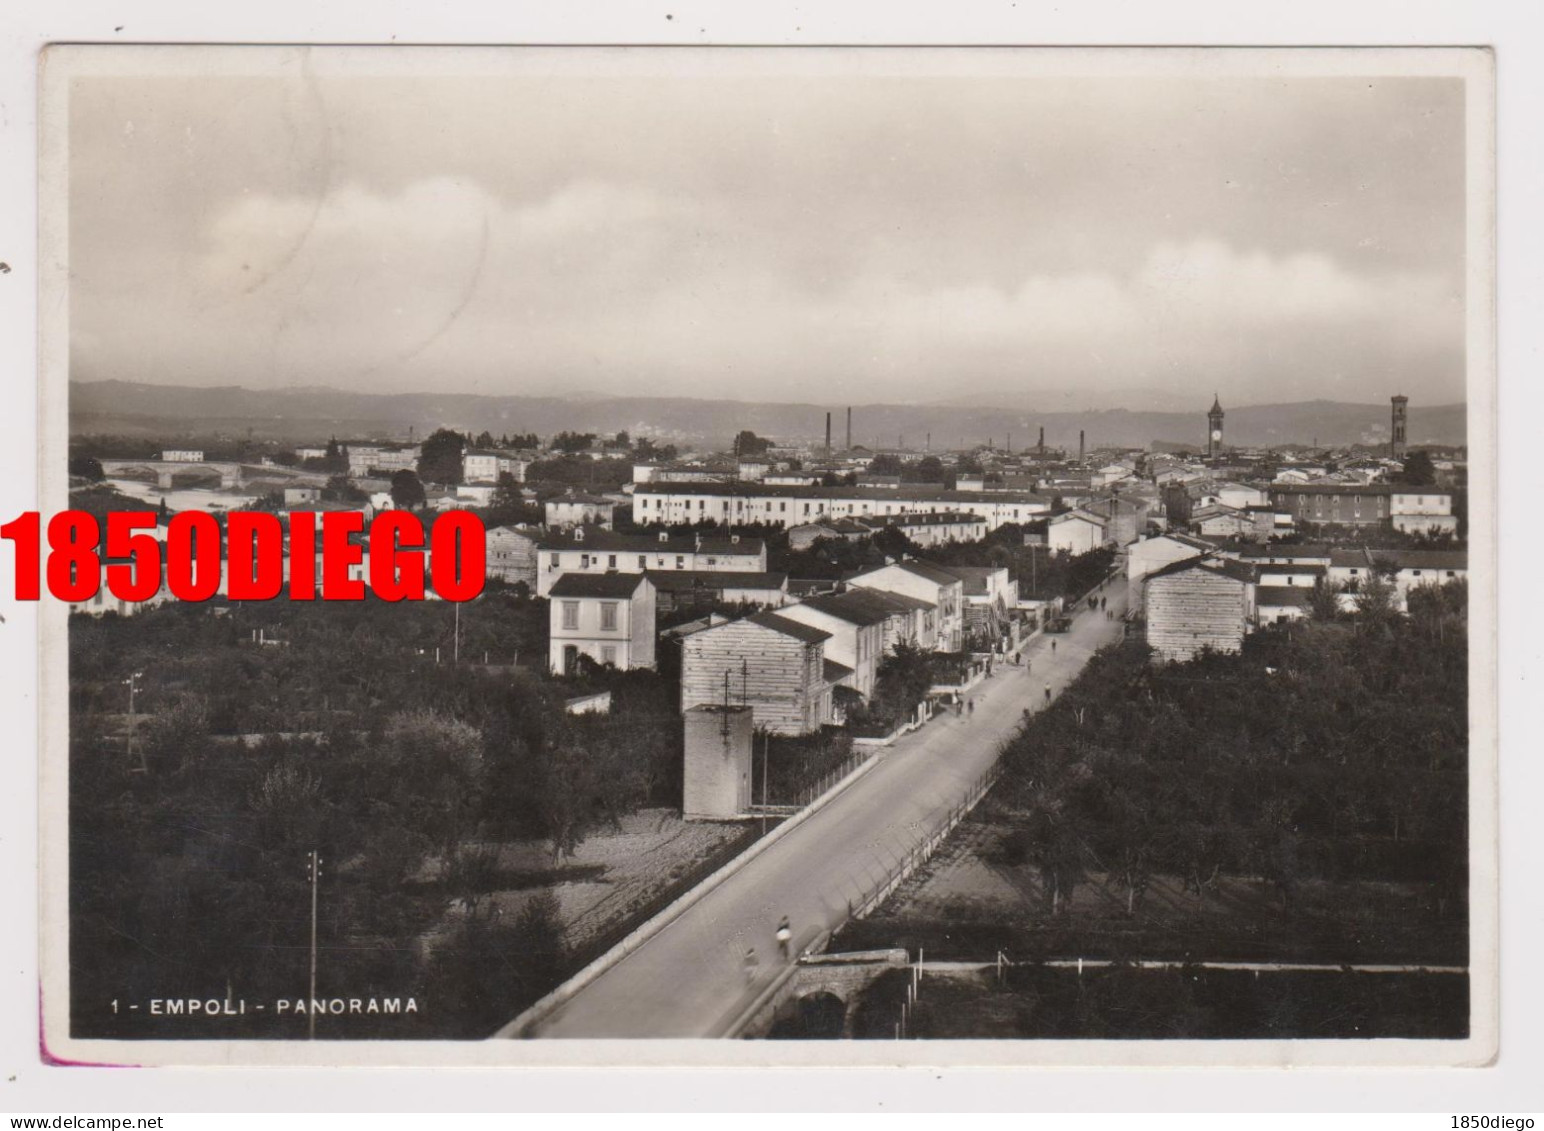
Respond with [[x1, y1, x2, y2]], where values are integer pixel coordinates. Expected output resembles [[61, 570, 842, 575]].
[[69, 379, 1467, 452]]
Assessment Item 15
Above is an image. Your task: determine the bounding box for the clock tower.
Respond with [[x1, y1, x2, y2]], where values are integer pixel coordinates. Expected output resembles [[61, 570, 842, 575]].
[[1207, 394, 1224, 460]]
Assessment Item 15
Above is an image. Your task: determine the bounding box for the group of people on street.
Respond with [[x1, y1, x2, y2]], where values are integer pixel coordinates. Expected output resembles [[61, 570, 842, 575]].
[[739, 583, 1126, 986]]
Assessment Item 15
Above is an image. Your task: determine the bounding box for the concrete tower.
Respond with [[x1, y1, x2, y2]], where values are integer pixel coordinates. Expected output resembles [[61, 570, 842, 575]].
[[1207, 394, 1224, 460], [1391, 395, 1409, 460]]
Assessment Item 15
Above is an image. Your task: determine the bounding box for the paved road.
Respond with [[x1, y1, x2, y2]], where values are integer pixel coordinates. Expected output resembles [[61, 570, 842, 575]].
[[521, 578, 1131, 1038]]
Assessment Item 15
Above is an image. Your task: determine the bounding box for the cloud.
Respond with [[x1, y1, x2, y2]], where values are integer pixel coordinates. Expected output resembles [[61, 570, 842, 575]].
[[100, 177, 1463, 405]]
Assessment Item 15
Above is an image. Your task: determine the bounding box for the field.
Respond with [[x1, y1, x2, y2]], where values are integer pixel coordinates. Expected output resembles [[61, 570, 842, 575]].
[[835, 812, 1467, 967]]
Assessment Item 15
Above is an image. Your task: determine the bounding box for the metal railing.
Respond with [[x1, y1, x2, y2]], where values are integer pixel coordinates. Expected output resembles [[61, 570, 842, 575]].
[[845, 762, 1001, 924]]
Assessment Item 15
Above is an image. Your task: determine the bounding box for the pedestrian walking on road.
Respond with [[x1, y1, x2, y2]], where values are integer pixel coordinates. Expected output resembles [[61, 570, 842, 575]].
[[968, 699, 975, 716], [744, 946, 760, 984], [776, 916, 793, 961], [1051, 639, 1057, 654], [1044, 682, 1052, 703]]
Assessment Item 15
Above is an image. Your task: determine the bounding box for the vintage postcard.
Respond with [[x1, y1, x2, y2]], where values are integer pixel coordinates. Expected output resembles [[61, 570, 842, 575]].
[[36, 44, 1496, 1068]]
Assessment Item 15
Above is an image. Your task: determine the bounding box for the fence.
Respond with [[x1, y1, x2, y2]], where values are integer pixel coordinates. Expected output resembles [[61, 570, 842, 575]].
[[844, 761, 1001, 924], [789, 746, 869, 809]]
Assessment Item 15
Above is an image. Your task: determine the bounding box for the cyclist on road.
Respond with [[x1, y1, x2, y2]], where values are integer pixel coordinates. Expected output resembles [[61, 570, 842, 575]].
[[776, 916, 793, 961]]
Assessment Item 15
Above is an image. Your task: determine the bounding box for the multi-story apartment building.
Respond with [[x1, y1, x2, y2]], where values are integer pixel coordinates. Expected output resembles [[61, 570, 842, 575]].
[[631, 483, 1052, 532]]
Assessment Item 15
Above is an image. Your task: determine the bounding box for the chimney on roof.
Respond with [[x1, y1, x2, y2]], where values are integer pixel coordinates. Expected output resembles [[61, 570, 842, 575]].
[[846, 407, 852, 451]]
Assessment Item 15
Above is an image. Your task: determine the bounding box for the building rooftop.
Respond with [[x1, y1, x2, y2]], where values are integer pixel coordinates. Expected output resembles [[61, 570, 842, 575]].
[[548, 572, 650, 599], [822, 658, 855, 684], [644, 570, 788, 593], [746, 611, 833, 645], [793, 590, 901, 627], [1145, 556, 1257, 586]]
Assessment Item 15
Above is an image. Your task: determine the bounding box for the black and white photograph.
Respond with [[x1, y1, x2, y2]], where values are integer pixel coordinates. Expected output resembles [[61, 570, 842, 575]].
[[34, 44, 1496, 1069]]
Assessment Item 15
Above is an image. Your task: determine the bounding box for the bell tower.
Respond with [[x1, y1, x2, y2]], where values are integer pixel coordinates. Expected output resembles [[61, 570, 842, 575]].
[[1391, 395, 1409, 460], [1207, 394, 1224, 459]]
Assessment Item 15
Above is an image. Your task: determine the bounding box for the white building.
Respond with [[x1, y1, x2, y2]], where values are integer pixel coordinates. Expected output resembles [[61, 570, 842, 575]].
[[848, 559, 966, 652], [549, 573, 657, 674], [631, 483, 1052, 532], [544, 494, 617, 530], [1047, 511, 1106, 555], [534, 527, 767, 596]]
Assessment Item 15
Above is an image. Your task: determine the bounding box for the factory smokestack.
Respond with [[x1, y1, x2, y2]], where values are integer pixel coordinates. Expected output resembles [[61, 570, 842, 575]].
[[1079, 430, 1085, 463], [825, 412, 832, 452], [1038, 426, 1044, 455], [846, 407, 852, 451]]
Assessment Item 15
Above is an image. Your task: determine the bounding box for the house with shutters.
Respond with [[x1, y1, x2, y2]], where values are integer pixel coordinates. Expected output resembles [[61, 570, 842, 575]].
[[847, 559, 966, 652], [679, 611, 846, 735], [548, 573, 657, 675], [544, 493, 618, 531], [534, 527, 767, 596], [775, 590, 894, 701], [937, 564, 1016, 646], [644, 570, 789, 613]]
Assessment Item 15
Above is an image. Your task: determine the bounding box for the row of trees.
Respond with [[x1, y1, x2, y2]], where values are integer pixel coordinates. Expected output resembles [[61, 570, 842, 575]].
[[992, 589, 1468, 932], [70, 594, 687, 1038]]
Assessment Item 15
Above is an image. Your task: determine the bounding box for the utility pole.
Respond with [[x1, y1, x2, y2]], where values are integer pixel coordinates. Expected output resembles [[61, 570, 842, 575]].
[[125, 671, 145, 773], [307, 849, 322, 1040], [453, 603, 461, 664]]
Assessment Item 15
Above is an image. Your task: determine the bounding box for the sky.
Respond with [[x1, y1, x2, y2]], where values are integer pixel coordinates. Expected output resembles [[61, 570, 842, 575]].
[[66, 51, 1470, 410]]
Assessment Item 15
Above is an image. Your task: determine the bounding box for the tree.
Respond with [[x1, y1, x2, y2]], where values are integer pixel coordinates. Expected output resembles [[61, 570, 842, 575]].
[[866, 453, 904, 476], [551, 431, 597, 455], [732, 430, 771, 457], [374, 711, 486, 867], [614, 430, 630, 446], [417, 428, 466, 486], [325, 474, 367, 503], [324, 436, 349, 473], [68, 455, 105, 482], [473, 431, 495, 450], [1307, 578, 1344, 621], [1399, 450, 1437, 487], [390, 469, 427, 509], [908, 456, 945, 484]]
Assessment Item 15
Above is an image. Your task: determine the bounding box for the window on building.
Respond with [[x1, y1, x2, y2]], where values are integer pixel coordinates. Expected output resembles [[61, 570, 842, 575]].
[[601, 645, 617, 666], [675, 555, 685, 569], [608, 555, 617, 568], [638, 555, 647, 569], [600, 603, 618, 631], [549, 554, 560, 569], [580, 554, 591, 568], [561, 602, 579, 630]]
